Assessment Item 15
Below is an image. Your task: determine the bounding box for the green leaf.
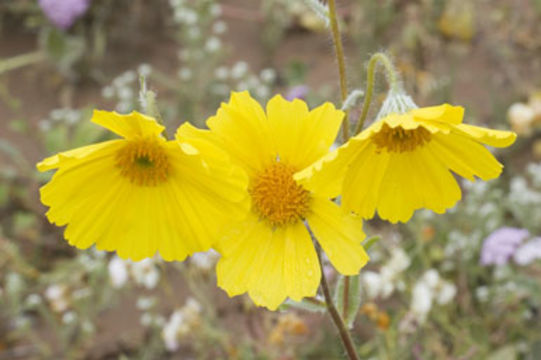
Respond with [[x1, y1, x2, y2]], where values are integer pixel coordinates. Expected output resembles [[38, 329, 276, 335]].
[[333, 274, 362, 329]]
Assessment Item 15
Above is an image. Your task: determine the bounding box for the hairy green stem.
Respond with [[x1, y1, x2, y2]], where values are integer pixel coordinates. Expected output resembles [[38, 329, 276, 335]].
[[327, 0, 350, 141], [316, 244, 360, 360], [355, 53, 401, 134]]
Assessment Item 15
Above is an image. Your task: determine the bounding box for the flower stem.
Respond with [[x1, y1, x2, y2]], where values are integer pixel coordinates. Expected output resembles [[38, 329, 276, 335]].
[[316, 244, 360, 360], [327, 0, 350, 141], [0, 51, 46, 75], [355, 52, 401, 134], [342, 276, 350, 319]]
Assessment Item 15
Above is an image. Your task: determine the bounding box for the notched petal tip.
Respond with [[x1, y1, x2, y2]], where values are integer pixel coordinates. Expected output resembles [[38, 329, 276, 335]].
[[411, 104, 464, 124], [37, 155, 60, 172], [92, 109, 164, 139]]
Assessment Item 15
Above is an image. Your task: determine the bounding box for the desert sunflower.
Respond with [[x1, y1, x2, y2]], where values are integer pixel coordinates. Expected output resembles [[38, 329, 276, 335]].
[[296, 104, 517, 223], [38, 110, 248, 261], [179, 91, 369, 310]]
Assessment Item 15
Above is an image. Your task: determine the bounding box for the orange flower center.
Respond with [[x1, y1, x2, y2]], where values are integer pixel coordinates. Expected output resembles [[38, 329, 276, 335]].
[[115, 138, 170, 186], [372, 123, 431, 153], [250, 162, 311, 227]]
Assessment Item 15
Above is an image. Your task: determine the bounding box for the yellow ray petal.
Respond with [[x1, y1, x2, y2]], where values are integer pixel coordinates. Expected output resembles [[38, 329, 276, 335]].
[[206, 91, 274, 175], [407, 148, 462, 213], [431, 132, 504, 181], [376, 152, 420, 223], [373, 147, 461, 223], [37, 140, 121, 172], [307, 197, 368, 275], [249, 223, 320, 310], [342, 142, 391, 219], [267, 95, 344, 169], [216, 216, 273, 297], [40, 145, 121, 226], [294, 137, 366, 198], [281, 222, 320, 302], [217, 218, 320, 310], [92, 110, 165, 139], [411, 104, 464, 125], [176, 122, 230, 166], [454, 124, 517, 148], [41, 134, 248, 262]]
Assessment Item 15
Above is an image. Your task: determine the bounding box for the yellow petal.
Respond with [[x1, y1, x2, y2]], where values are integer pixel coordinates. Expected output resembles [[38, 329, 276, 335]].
[[430, 132, 504, 181], [282, 222, 320, 302], [375, 152, 420, 223], [39, 143, 121, 226], [344, 146, 461, 223], [176, 122, 229, 165], [384, 113, 421, 130], [217, 218, 320, 310], [41, 138, 249, 262], [37, 140, 121, 172], [411, 104, 464, 125], [307, 197, 368, 275], [267, 95, 344, 169], [294, 137, 365, 198], [216, 215, 271, 296], [92, 110, 165, 139], [397, 148, 461, 217], [342, 142, 390, 219], [206, 91, 274, 175], [454, 124, 517, 148]]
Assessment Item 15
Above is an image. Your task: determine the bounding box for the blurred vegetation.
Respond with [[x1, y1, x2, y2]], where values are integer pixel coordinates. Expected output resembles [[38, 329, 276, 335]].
[[1, 0, 541, 359]]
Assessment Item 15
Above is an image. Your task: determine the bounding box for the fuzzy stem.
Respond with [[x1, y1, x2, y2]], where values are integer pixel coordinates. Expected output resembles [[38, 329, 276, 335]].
[[342, 276, 350, 319], [0, 51, 46, 75], [139, 75, 165, 128], [316, 244, 360, 360], [327, 0, 350, 141], [355, 53, 401, 134]]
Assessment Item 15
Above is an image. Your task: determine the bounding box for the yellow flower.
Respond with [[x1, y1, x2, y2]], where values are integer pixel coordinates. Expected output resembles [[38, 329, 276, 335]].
[[37, 111, 248, 261], [296, 104, 517, 223], [180, 91, 369, 310]]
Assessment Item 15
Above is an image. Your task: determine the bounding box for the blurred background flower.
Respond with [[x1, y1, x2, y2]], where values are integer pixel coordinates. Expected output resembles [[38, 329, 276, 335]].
[[38, 0, 92, 30]]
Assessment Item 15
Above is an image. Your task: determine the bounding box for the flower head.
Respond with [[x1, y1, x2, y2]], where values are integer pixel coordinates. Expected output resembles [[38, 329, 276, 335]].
[[297, 103, 517, 223], [181, 91, 369, 309], [513, 237, 541, 266], [480, 227, 530, 266], [39, 0, 91, 30], [37, 111, 248, 261]]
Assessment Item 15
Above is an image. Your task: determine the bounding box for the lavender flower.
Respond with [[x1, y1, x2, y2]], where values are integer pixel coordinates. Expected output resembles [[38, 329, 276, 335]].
[[285, 85, 309, 101], [480, 227, 530, 266], [39, 0, 91, 30], [513, 237, 541, 266]]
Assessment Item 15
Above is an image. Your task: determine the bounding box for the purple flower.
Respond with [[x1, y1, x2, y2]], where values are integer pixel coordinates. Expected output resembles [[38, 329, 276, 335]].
[[39, 0, 91, 30], [480, 227, 530, 266], [514, 237, 541, 266], [285, 85, 309, 101]]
